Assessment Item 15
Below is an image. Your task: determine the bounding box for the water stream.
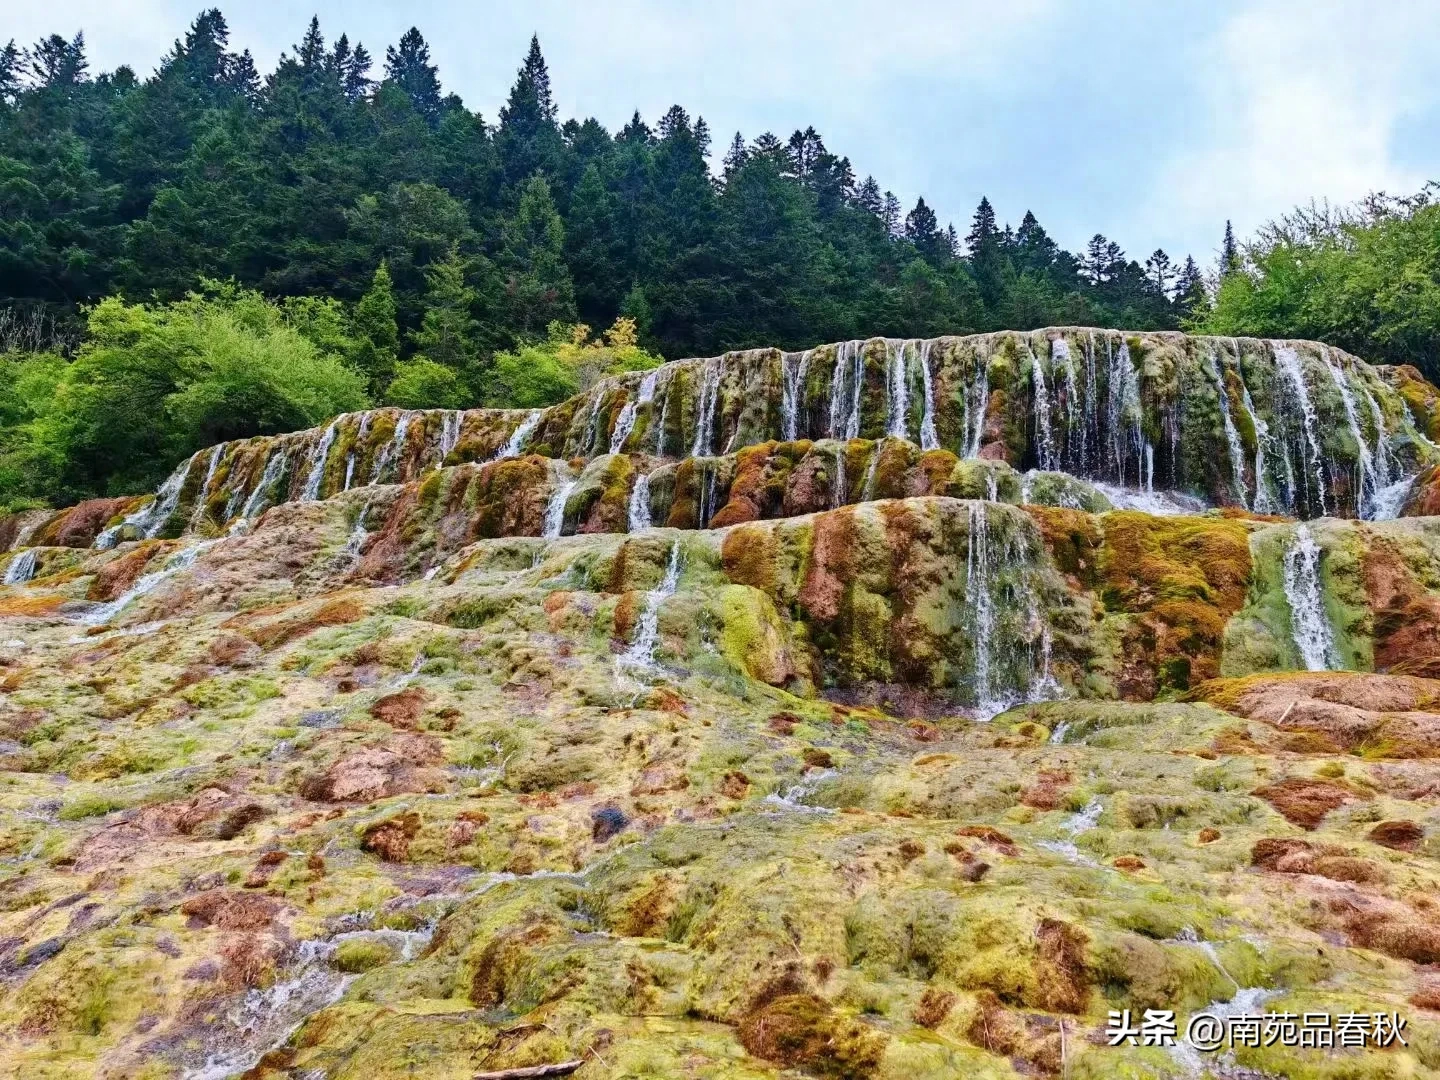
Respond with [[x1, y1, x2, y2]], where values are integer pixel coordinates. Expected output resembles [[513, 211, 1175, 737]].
[[1282, 523, 1339, 671]]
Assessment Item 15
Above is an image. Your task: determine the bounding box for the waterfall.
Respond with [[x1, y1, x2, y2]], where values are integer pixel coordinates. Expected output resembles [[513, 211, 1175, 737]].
[[691, 357, 723, 457], [654, 371, 671, 457], [189, 443, 226, 528], [4, 549, 37, 585], [81, 540, 218, 626], [1105, 335, 1143, 485], [1355, 377, 1395, 489], [615, 540, 682, 676], [610, 370, 657, 455], [860, 442, 881, 502], [1282, 524, 1339, 671], [96, 455, 195, 548], [370, 412, 414, 484], [831, 445, 847, 509], [495, 409, 543, 461], [1319, 348, 1377, 517], [1370, 476, 1413, 521], [1053, 338, 1081, 469], [1029, 342, 1057, 470], [1144, 442, 1154, 494], [698, 462, 720, 527], [439, 410, 462, 464], [301, 421, 339, 502], [628, 471, 652, 531], [846, 338, 865, 440], [240, 450, 289, 520], [963, 349, 990, 458], [967, 502, 1001, 717], [886, 340, 910, 439], [543, 478, 577, 539], [1239, 376, 1281, 515], [344, 413, 370, 492], [345, 504, 371, 558], [1273, 345, 1328, 516], [918, 340, 939, 451], [1207, 348, 1249, 508], [781, 349, 812, 442]]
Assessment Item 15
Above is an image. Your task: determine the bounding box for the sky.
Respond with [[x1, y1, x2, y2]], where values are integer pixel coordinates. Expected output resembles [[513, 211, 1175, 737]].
[[12, 0, 1440, 270]]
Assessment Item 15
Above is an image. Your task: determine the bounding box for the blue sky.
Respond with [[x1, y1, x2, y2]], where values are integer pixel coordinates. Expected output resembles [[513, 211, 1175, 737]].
[[14, 0, 1440, 271]]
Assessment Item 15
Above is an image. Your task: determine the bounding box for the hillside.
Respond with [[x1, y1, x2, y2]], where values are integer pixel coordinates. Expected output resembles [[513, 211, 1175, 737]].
[[3, 329, 1440, 1079]]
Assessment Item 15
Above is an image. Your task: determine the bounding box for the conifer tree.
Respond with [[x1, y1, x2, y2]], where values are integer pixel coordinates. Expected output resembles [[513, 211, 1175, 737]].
[[352, 261, 399, 391], [499, 174, 576, 336], [410, 245, 478, 373], [1221, 220, 1239, 273], [384, 27, 442, 123]]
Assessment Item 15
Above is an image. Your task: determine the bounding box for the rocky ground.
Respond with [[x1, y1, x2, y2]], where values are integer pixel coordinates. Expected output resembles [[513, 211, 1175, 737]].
[[3, 330, 1440, 1079]]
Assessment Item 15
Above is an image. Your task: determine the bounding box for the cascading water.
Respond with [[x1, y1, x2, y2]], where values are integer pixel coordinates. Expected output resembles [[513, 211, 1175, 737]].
[[1105, 335, 1143, 486], [610, 370, 658, 454], [781, 349, 812, 442], [496, 409, 543, 461], [846, 338, 865, 440], [1273, 344, 1328, 517], [81, 540, 218, 626], [301, 420, 339, 502], [543, 477, 577, 539], [917, 340, 939, 451], [1028, 342, 1057, 470], [96, 456, 195, 549], [1239, 376, 1281, 515], [962, 348, 991, 458], [860, 441, 881, 502], [4, 549, 37, 585], [691, 357, 723, 457], [614, 539, 682, 677], [1320, 348, 1377, 516], [240, 451, 289, 521], [1355, 375, 1396, 488], [628, 471, 652, 531], [831, 445, 847, 509], [189, 443, 226, 528], [967, 502, 1001, 717], [886, 339, 910, 439], [1206, 348, 1249, 508], [343, 413, 370, 492], [1282, 523, 1339, 671], [370, 411, 414, 484], [1053, 338, 1081, 470], [438, 410, 462, 463]]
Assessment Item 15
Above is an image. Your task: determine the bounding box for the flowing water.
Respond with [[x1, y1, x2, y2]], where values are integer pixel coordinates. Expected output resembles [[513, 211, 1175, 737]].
[[1320, 347, 1377, 516], [370, 411, 414, 484], [691, 357, 723, 456], [81, 540, 219, 626], [916, 340, 939, 451], [301, 421, 339, 502], [781, 349, 812, 442], [1105, 336, 1143, 486], [496, 409, 543, 461], [343, 413, 370, 492], [438, 410, 462, 464], [1282, 523, 1339, 671], [1029, 343, 1057, 470], [886, 339, 910, 440], [1370, 476, 1414, 521], [1239, 377, 1282, 515], [1207, 348, 1249, 508], [967, 502, 1002, 717], [239, 451, 289, 521], [964, 349, 990, 458], [628, 471, 653, 531], [1273, 344, 1328, 516], [96, 456, 195, 548], [1053, 337, 1081, 469], [614, 540, 682, 678], [610, 370, 657, 454], [543, 478, 577, 539], [4, 549, 37, 585], [188, 443, 227, 528]]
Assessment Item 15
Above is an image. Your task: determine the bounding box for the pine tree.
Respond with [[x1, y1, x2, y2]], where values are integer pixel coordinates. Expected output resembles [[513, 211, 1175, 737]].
[[499, 174, 576, 336], [1144, 249, 1174, 295], [1084, 234, 1109, 284], [881, 192, 902, 239], [27, 32, 88, 87], [904, 197, 946, 265], [352, 261, 399, 391], [722, 132, 748, 180], [0, 40, 22, 102], [1221, 219, 1240, 274], [496, 36, 564, 186], [410, 245, 479, 372], [1173, 255, 1209, 318], [565, 162, 622, 324], [384, 27, 442, 123], [856, 176, 882, 216], [965, 196, 997, 255], [297, 17, 325, 71]]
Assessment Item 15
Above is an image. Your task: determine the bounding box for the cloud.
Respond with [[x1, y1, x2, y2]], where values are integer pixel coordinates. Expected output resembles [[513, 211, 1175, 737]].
[[1139, 0, 1440, 264]]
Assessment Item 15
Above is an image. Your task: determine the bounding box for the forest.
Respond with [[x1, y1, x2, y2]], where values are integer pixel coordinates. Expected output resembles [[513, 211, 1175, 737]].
[[1, 9, 1437, 510]]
